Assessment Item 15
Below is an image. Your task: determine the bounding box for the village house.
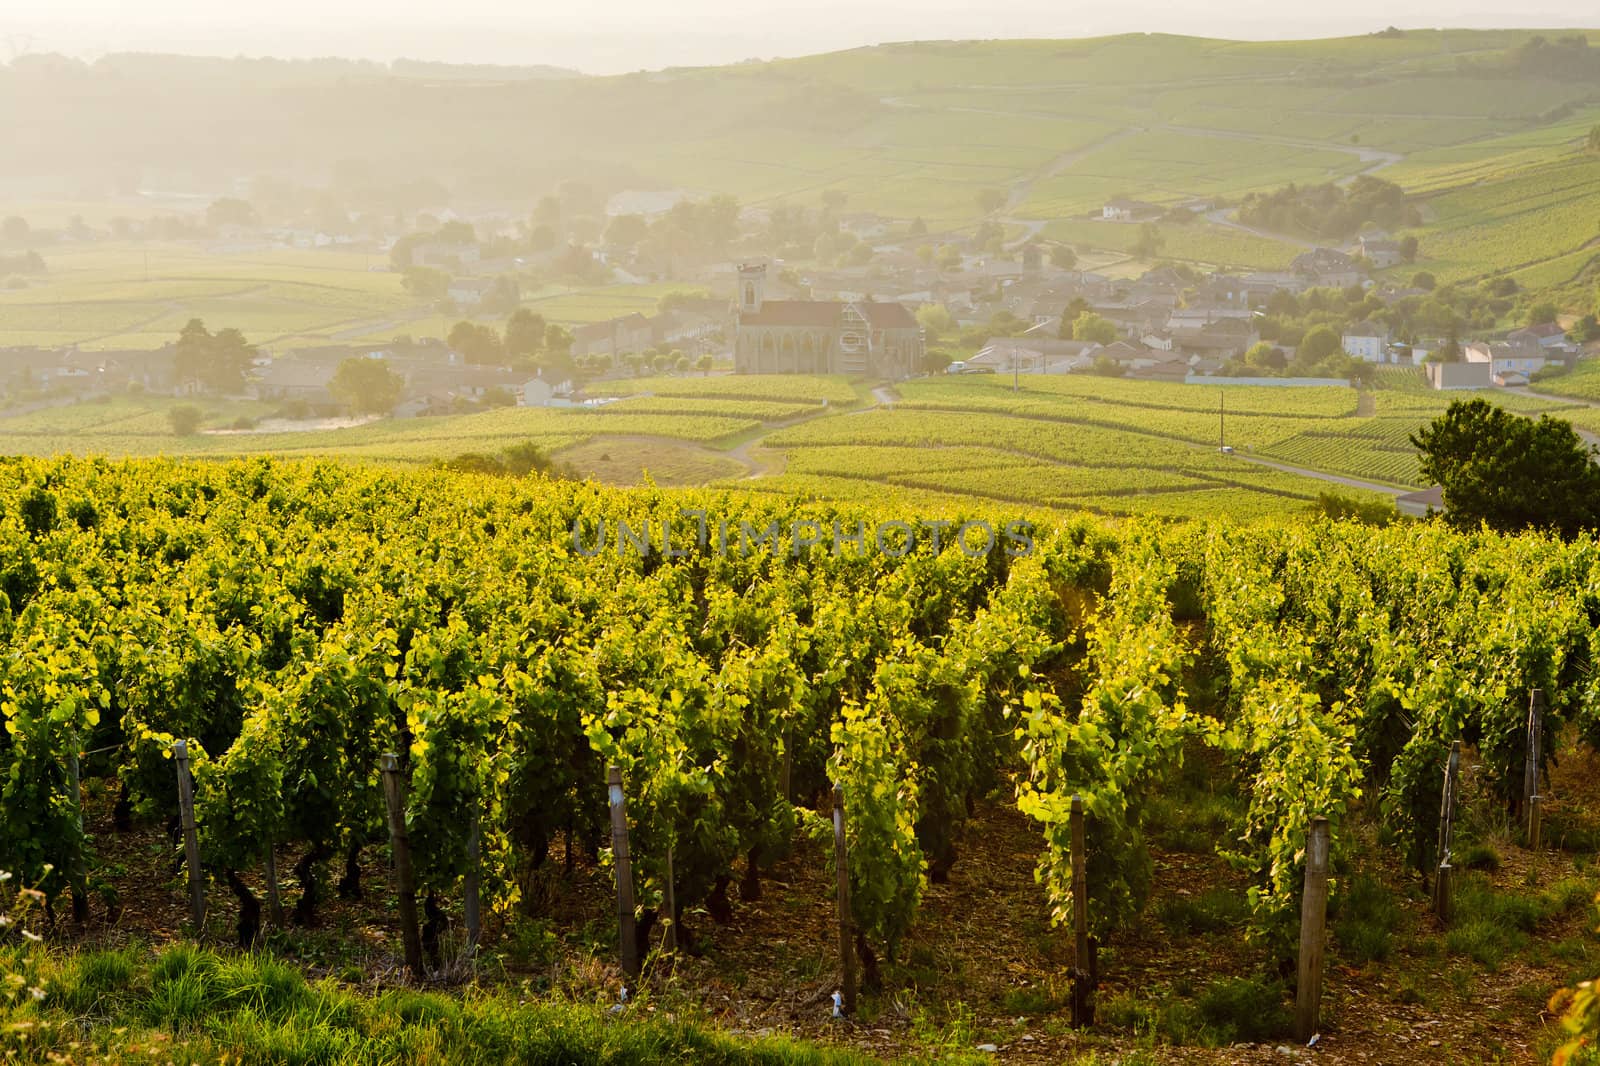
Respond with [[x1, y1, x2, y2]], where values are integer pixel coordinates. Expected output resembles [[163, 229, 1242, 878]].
[[1101, 198, 1163, 222], [1191, 275, 1251, 308], [570, 313, 656, 360], [1357, 234, 1405, 269], [1099, 340, 1166, 371], [413, 240, 482, 272], [447, 277, 497, 308], [251, 360, 338, 406], [1464, 340, 1546, 379], [732, 262, 923, 377], [1507, 323, 1574, 352], [969, 337, 1102, 375], [1341, 320, 1391, 362], [1241, 271, 1308, 301], [1292, 248, 1365, 289], [1426, 361, 1492, 390], [1126, 356, 1191, 382], [1171, 317, 1259, 359]]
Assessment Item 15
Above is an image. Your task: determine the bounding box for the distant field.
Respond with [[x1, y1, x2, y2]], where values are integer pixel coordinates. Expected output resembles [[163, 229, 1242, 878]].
[[0, 243, 702, 350], [1043, 218, 1301, 270], [1018, 130, 1364, 219]]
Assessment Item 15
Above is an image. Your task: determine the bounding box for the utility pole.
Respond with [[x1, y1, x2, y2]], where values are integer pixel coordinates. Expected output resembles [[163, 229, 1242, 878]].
[[1219, 389, 1226, 450]]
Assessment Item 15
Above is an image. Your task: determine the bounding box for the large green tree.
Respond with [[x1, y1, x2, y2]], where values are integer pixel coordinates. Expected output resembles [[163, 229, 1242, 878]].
[[329, 357, 404, 415], [1072, 311, 1118, 345], [1297, 325, 1341, 364], [1411, 398, 1600, 538], [172, 319, 255, 394], [447, 321, 504, 365], [504, 308, 547, 359]]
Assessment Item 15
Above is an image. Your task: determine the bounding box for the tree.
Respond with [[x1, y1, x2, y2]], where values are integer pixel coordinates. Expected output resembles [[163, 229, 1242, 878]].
[[1412, 271, 1436, 292], [922, 348, 954, 375], [1527, 301, 1560, 326], [658, 289, 711, 313], [1243, 341, 1287, 370], [1049, 244, 1077, 270], [1429, 332, 1463, 363], [915, 304, 955, 342], [504, 308, 547, 359], [1411, 398, 1600, 538], [1072, 312, 1118, 345], [171, 319, 255, 394], [1133, 222, 1164, 259], [977, 188, 1006, 215], [206, 198, 259, 231], [1, 217, 29, 244], [1588, 124, 1600, 154], [544, 324, 574, 358], [330, 357, 404, 415], [482, 276, 520, 315], [604, 214, 649, 249], [447, 321, 504, 364], [401, 266, 449, 302], [695, 353, 713, 375], [1056, 297, 1091, 339], [1298, 324, 1341, 364], [168, 405, 203, 436], [435, 220, 476, 245], [908, 217, 928, 237], [1399, 235, 1419, 263]]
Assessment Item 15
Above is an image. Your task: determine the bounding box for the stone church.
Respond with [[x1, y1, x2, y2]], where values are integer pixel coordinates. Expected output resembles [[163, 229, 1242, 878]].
[[732, 263, 923, 377]]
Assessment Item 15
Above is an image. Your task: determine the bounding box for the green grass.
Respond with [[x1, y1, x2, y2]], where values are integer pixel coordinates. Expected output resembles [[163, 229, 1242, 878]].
[[9, 943, 875, 1066], [1445, 875, 1593, 969]]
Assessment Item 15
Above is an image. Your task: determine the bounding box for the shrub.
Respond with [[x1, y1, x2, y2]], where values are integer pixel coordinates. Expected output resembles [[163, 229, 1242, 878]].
[[168, 404, 204, 436]]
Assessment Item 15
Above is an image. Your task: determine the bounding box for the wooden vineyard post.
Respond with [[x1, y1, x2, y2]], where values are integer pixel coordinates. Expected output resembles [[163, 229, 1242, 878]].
[[67, 744, 89, 922], [380, 753, 425, 977], [263, 840, 284, 929], [779, 729, 792, 803], [1434, 741, 1461, 924], [662, 843, 678, 955], [1294, 817, 1331, 1043], [1069, 795, 1095, 1028], [608, 766, 639, 981], [1526, 690, 1545, 850], [833, 784, 856, 1015], [172, 740, 206, 932], [464, 813, 482, 957]]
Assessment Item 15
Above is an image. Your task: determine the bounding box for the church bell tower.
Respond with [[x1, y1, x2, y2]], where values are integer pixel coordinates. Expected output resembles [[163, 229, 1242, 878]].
[[738, 261, 766, 314]]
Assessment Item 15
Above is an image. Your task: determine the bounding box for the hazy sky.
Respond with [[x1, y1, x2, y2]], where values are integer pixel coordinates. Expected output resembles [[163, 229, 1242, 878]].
[[5, 1, 1598, 73]]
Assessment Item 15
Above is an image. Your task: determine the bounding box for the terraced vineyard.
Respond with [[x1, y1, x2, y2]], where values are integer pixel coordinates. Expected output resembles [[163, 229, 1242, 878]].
[[1257, 420, 1425, 487]]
